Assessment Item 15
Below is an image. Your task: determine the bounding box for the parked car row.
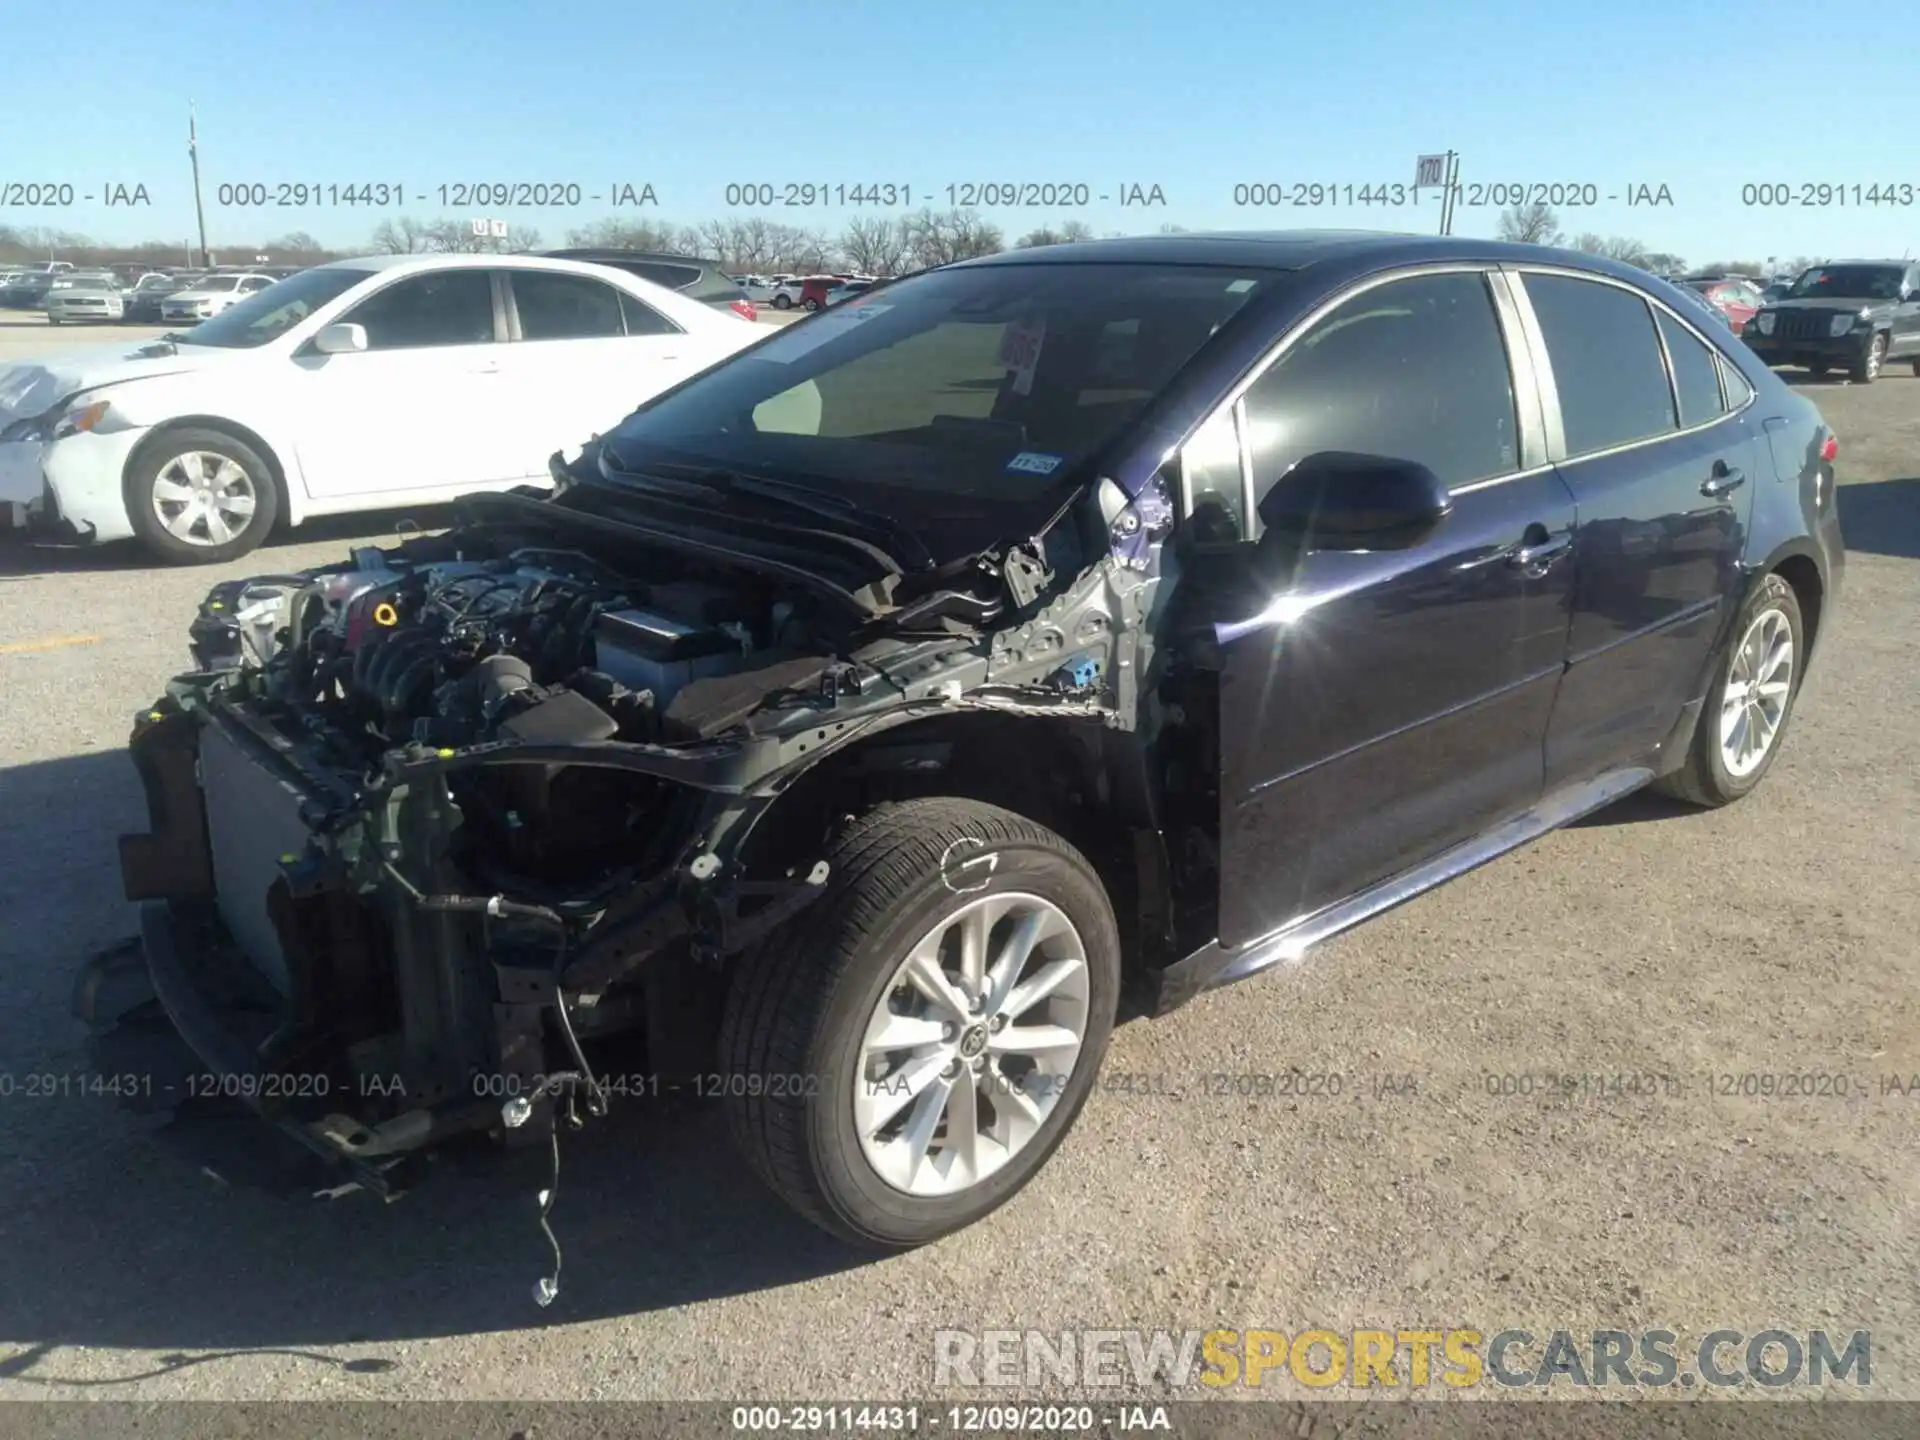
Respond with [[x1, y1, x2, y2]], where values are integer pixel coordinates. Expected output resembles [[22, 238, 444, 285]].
[[1669, 260, 1920, 382], [1739, 259, 1920, 383], [0, 264, 308, 322], [752, 272, 881, 311]]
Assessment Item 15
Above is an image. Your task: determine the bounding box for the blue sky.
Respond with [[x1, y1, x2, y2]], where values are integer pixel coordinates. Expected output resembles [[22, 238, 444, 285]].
[[7, 0, 1911, 267]]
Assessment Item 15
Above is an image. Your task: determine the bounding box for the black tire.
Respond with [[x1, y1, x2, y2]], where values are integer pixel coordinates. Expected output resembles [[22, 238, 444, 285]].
[[124, 426, 281, 566], [46, 315, 61, 326], [1850, 332, 1887, 384], [1655, 571, 1806, 808], [803, 297, 821, 312], [772, 293, 792, 309], [1910, 358, 1920, 377], [720, 798, 1121, 1248]]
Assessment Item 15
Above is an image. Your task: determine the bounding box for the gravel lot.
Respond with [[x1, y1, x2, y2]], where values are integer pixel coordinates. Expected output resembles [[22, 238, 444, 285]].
[[0, 308, 1915, 1406]]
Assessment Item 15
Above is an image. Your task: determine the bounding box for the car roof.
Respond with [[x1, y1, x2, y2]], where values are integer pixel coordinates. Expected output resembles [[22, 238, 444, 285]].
[[1813, 258, 1908, 267], [538, 248, 715, 269], [949, 228, 1678, 279]]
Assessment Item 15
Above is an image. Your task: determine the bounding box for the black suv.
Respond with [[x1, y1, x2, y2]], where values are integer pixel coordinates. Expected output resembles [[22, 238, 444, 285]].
[[1743, 259, 1920, 382], [538, 248, 756, 320]]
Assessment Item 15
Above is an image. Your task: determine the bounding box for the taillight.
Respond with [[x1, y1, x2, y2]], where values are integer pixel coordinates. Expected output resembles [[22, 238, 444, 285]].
[[1819, 434, 1838, 463], [731, 298, 757, 321]]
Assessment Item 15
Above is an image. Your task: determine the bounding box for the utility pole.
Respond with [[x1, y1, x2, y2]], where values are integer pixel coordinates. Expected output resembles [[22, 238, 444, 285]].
[[1439, 151, 1461, 236], [188, 102, 209, 268]]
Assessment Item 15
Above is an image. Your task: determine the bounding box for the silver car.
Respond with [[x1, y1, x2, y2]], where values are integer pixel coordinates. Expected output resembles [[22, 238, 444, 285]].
[[160, 272, 276, 323], [45, 274, 126, 325]]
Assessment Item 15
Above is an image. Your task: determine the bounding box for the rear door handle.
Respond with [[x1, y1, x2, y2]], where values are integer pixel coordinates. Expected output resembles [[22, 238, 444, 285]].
[[1508, 531, 1572, 571], [1702, 462, 1745, 498]]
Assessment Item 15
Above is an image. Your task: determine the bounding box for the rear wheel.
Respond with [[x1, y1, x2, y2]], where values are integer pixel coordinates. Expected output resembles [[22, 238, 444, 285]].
[[1655, 572, 1805, 807], [125, 426, 280, 565], [720, 798, 1120, 1248], [803, 297, 822, 312], [773, 293, 792, 309], [1850, 332, 1887, 384]]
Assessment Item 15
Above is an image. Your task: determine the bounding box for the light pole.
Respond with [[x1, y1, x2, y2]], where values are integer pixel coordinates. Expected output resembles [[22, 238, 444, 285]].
[[188, 102, 210, 268]]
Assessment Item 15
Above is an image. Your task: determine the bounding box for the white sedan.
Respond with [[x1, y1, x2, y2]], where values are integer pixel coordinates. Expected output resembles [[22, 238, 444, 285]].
[[0, 254, 764, 563]]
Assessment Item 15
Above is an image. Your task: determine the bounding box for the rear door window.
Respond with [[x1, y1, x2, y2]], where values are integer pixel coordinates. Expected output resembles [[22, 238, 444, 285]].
[[1523, 273, 1677, 455], [512, 271, 625, 340]]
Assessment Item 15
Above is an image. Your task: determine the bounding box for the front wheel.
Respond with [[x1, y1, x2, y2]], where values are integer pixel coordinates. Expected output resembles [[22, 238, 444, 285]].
[[125, 427, 280, 565], [1850, 332, 1887, 384], [720, 799, 1120, 1248], [772, 294, 792, 309], [1655, 571, 1805, 807]]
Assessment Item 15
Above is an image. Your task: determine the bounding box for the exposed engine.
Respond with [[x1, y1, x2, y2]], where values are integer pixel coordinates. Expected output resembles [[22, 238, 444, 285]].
[[190, 543, 833, 759], [183, 539, 857, 885]]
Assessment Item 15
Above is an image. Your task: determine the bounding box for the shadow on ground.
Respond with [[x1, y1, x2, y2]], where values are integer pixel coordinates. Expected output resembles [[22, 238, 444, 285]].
[[0, 748, 878, 1381], [1836, 478, 1920, 560], [0, 510, 460, 579]]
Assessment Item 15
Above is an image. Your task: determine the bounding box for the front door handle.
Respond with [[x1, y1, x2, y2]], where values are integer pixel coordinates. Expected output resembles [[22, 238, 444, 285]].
[[1702, 462, 1745, 498], [1508, 531, 1572, 571]]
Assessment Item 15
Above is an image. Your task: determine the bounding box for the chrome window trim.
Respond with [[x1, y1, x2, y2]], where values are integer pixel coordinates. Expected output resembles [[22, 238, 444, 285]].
[[1505, 264, 1757, 468], [1173, 261, 1534, 513], [1233, 395, 1258, 539], [1484, 269, 1549, 472]]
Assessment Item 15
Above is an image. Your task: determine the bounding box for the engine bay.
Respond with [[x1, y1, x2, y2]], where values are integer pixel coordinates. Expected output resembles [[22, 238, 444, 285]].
[[188, 539, 847, 761]]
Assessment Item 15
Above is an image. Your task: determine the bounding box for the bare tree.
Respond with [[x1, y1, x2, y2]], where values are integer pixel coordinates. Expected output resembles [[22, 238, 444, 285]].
[[1016, 219, 1094, 248], [1497, 202, 1562, 247], [839, 215, 912, 275], [563, 216, 683, 251], [371, 217, 436, 254], [903, 208, 1003, 269], [1569, 233, 1653, 269]]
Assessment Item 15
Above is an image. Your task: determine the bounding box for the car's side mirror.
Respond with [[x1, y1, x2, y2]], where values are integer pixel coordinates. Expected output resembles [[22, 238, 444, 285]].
[[312, 322, 368, 355], [1257, 451, 1452, 552]]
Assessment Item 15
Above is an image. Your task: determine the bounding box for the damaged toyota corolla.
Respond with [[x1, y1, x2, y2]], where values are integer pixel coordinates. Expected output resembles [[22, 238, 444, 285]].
[[87, 232, 1843, 1269]]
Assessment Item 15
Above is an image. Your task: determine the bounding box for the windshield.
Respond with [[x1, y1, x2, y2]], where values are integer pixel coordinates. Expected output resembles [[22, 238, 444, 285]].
[[599, 261, 1282, 542], [195, 276, 242, 292], [137, 275, 178, 290], [61, 277, 114, 291], [1788, 265, 1905, 300], [170, 266, 370, 348]]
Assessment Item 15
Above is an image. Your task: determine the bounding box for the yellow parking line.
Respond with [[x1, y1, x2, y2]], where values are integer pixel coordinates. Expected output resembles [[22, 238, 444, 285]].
[[0, 634, 101, 655]]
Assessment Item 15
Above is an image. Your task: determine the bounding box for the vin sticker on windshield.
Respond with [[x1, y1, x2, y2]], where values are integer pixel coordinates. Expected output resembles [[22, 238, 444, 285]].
[[996, 317, 1047, 396], [1006, 451, 1065, 476]]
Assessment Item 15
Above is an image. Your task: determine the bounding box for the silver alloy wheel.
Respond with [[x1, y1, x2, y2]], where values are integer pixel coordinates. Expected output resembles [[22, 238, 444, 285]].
[[855, 892, 1089, 1197], [1719, 606, 1794, 778], [150, 450, 259, 547]]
